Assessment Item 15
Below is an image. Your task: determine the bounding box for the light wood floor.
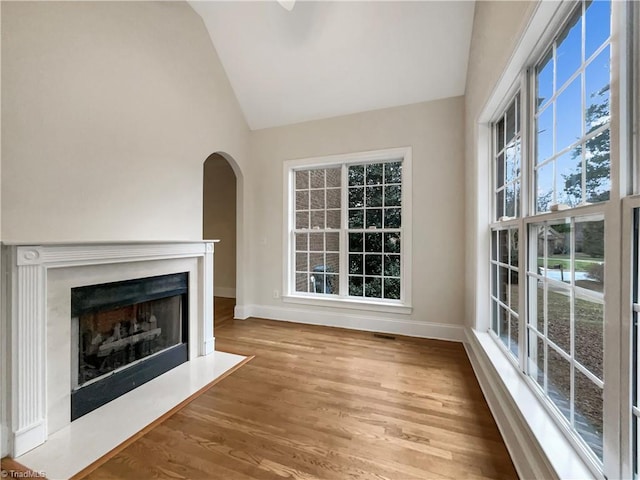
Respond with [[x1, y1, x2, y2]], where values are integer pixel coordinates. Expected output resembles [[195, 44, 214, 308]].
[[80, 297, 517, 479]]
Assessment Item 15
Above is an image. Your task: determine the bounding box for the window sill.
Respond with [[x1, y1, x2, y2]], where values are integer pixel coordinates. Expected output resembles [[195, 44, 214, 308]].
[[467, 329, 601, 480], [282, 294, 413, 315]]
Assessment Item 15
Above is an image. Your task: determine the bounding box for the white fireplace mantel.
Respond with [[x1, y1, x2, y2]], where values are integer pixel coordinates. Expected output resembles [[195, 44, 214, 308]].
[[3, 241, 218, 458]]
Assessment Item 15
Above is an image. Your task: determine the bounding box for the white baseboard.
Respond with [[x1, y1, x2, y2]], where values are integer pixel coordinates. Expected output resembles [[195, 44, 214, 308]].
[[464, 328, 596, 480], [233, 304, 465, 342], [214, 287, 236, 299]]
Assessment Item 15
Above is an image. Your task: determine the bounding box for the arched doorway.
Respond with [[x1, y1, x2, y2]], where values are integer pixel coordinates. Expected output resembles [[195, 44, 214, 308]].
[[203, 152, 241, 327]]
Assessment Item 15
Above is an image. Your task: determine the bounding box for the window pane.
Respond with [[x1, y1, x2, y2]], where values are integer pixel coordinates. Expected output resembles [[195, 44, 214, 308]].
[[296, 252, 308, 272], [326, 232, 340, 252], [384, 185, 401, 206], [296, 273, 308, 293], [585, 45, 610, 133], [366, 186, 383, 207], [537, 105, 553, 164], [326, 253, 340, 274], [547, 286, 571, 353], [585, 129, 610, 203], [366, 164, 383, 185], [530, 333, 546, 389], [296, 190, 309, 210], [365, 209, 382, 229], [349, 209, 364, 228], [555, 10, 582, 89], [505, 143, 519, 183], [536, 162, 553, 212], [384, 208, 401, 229], [349, 254, 363, 275], [536, 49, 553, 109], [510, 313, 519, 357], [349, 209, 363, 228], [296, 211, 309, 229], [547, 221, 571, 285], [496, 152, 505, 189], [510, 229, 519, 268], [585, 0, 610, 60], [326, 167, 341, 188], [365, 232, 383, 252], [498, 230, 509, 265], [310, 210, 325, 229], [310, 189, 324, 210], [506, 100, 517, 145], [327, 210, 341, 229], [384, 233, 400, 254], [309, 233, 324, 251], [384, 278, 401, 300], [547, 347, 572, 423], [349, 233, 363, 252], [296, 170, 309, 189], [384, 255, 401, 277], [310, 169, 325, 188], [349, 187, 364, 208], [509, 270, 519, 312], [296, 233, 308, 251], [505, 183, 516, 218], [499, 305, 509, 346], [575, 295, 604, 379], [556, 76, 582, 153], [364, 277, 382, 298], [496, 188, 505, 219], [576, 219, 605, 293], [349, 276, 363, 296], [384, 162, 402, 184], [364, 254, 382, 276], [574, 370, 603, 461], [556, 148, 582, 207], [348, 165, 364, 186], [499, 267, 509, 304], [496, 118, 505, 153], [492, 300, 499, 333], [326, 188, 341, 209]]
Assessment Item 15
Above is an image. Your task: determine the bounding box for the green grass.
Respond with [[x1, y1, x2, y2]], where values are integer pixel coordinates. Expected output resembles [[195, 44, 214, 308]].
[[537, 257, 603, 271]]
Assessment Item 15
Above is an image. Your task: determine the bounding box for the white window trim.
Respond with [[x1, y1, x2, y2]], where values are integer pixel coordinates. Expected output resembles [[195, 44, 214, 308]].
[[282, 147, 412, 312], [473, 1, 631, 479]]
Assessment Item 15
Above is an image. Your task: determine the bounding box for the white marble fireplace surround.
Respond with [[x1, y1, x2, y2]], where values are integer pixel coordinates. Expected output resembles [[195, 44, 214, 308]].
[[3, 242, 220, 460]]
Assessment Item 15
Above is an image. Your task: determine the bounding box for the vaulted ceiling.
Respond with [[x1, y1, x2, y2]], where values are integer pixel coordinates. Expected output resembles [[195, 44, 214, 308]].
[[190, 1, 475, 130]]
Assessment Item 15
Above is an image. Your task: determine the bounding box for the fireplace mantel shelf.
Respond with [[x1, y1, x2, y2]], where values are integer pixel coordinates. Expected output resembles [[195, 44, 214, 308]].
[[2, 240, 220, 246]]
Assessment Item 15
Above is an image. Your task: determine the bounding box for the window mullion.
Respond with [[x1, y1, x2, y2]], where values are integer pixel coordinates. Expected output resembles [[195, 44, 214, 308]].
[[340, 164, 348, 298]]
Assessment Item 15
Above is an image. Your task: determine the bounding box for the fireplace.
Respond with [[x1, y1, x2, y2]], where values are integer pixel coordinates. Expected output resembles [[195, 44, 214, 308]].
[[70, 273, 189, 420], [3, 242, 216, 457]]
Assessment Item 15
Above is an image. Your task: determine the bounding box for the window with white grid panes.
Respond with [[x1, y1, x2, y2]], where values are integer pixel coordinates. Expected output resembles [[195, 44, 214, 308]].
[[524, 0, 610, 464], [347, 162, 402, 299], [294, 167, 341, 294], [526, 216, 605, 462], [290, 156, 406, 302], [494, 94, 522, 221], [490, 228, 520, 359], [534, 0, 611, 213]]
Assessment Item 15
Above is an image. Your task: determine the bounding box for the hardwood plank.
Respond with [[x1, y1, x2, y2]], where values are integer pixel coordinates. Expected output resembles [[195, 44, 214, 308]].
[[82, 299, 518, 479]]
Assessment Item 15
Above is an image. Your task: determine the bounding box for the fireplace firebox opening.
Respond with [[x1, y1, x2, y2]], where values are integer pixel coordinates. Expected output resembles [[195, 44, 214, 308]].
[[70, 272, 189, 420]]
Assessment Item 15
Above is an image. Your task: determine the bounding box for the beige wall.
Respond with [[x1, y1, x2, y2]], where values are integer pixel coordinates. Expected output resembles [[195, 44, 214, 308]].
[[203, 154, 237, 297], [247, 97, 466, 326], [1, 1, 249, 243], [464, 1, 537, 328]]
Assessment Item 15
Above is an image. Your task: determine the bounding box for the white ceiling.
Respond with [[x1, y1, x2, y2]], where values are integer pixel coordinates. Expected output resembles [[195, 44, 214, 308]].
[[189, 1, 476, 130]]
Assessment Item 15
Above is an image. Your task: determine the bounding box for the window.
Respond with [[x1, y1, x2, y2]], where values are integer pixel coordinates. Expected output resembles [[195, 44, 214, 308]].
[[486, 0, 612, 471], [534, 1, 611, 212], [286, 148, 411, 308]]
